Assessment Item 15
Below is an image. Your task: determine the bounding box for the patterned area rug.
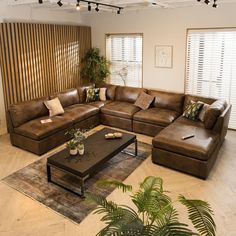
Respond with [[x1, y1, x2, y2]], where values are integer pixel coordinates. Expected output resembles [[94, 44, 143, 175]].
[[3, 141, 151, 224]]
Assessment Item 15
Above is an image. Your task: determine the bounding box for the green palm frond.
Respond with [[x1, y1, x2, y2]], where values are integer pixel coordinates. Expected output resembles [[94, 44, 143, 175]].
[[179, 195, 216, 236], [140, 176, 164, 193], [132, 177, 170, 216], [155, 222, 197, 236], [87, 192, 144, 235], [97, 206, 144, 236], [87, 176, 216, 236], [97, 179, 133, 193], [152, 206, 179, 227], [86, 192, 117, 220], [142, 223, 197, 236]]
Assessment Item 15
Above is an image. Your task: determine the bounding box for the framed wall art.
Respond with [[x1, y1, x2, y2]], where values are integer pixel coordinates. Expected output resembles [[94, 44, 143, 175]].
[[155, 45, 173, 68]]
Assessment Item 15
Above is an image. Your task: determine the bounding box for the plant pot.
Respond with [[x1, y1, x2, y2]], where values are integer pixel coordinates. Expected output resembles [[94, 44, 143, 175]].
[[78, 144, 85, 155], [70, 149, 78, 156]]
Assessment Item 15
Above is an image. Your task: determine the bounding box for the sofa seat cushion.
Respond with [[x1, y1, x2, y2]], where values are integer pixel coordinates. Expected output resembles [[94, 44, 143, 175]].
[[63, 104, 99, 123], [14, 116, 73, 140], [152, 121, 219, 161], [88, 100, 112, 109], [134, 108, 180, 127], [101, 101, 140, 119]]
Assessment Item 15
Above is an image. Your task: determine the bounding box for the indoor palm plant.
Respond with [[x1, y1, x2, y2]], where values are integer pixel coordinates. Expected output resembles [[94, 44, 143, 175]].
[[87, 176, 216, 236], [81, 47, 110, 83]]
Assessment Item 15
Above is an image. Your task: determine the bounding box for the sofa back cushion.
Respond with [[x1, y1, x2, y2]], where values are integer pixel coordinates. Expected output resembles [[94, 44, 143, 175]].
[[115, 86, 147, 103], [96, 83, 117, 100], [50, 88, 79, 108], [148, 90, 184, 113], [9, 97, 49, 127], [77, 84, 95, 103], [184, 95, 216, 109], [204, 99, 227, 129]]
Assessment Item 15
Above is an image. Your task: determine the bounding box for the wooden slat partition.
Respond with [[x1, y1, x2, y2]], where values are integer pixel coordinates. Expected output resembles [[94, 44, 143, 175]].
[[0, 23, 91, 110]]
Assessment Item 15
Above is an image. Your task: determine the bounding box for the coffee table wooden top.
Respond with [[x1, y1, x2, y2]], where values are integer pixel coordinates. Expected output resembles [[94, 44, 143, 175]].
[[47, 128, 136, 178]]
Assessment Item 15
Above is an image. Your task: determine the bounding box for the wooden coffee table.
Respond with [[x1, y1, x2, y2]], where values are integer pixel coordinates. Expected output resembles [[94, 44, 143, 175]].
[[46, 128, 137, 198]]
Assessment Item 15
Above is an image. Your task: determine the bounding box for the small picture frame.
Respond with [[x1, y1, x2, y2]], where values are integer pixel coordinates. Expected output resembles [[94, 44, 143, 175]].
[[155, 45, 173, 68]]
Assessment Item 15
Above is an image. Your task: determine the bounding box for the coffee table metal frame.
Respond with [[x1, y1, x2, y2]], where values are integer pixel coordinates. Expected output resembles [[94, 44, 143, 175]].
[[46, 137, 137, 198]]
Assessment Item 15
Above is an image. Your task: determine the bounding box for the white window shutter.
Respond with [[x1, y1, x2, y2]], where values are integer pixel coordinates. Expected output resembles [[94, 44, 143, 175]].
[[186, 29, 236, 129], [106, 34, 143, 88]]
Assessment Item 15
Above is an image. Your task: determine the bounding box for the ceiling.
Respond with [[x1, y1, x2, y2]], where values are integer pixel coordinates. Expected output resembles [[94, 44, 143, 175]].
[[8, 0, 236, 13]]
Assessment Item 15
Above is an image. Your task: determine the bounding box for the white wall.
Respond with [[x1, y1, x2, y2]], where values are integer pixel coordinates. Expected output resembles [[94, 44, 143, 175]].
[[0, 1, 83, 135], [82, 3, 236, 92]]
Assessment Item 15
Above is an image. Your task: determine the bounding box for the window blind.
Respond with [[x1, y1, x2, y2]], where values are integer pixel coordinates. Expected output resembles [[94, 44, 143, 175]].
[[106, 34, 143, 87], [186, 29, 236, 129]]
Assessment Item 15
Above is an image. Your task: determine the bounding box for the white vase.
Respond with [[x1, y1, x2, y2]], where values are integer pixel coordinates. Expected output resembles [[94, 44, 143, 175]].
[[70, 149, 78, 156], [78, 144, 85, 155]]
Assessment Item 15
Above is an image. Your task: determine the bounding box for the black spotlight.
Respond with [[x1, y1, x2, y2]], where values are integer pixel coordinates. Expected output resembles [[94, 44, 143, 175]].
[[57, 0, 63, 7], [88, 2, 91, 11], [38, 0, 43, 4], [197, 0, 201, 2], [212, 0, 218, 8], [117, 8, 121, 14], [95, 3, 99, 12], [204, 0, 210, 4]]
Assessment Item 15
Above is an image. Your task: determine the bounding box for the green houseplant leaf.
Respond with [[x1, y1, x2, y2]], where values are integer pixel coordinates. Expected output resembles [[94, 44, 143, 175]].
[[87, 176, 216, 236], [179, 195, 216, 236], [81, 47, 110, 83]]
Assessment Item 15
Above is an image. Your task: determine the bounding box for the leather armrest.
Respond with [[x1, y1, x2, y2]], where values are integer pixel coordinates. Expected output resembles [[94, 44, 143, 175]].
[[6, 110, 14, 134], [213, 104, 232, 143]]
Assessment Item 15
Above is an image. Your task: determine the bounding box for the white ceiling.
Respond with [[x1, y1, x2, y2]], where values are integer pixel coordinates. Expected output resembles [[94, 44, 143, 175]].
[[7, 0, 236, 13]]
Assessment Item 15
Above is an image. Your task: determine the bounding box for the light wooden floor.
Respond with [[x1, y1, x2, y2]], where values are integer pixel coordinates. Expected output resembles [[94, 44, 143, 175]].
[[0, 125, 236, 236]]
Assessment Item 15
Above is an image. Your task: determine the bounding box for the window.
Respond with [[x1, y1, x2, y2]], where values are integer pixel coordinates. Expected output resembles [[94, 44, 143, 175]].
[[186, 29, 236, 129], [106, 34, 143, 87]]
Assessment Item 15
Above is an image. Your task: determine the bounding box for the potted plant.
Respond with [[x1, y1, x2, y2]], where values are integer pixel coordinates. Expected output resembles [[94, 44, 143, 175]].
[[78, 143, 85, 155], [81, 47, 110, 83], [66, 128, 87, 155], [66, 139, 78, 155], [87, 176, 216, 236]]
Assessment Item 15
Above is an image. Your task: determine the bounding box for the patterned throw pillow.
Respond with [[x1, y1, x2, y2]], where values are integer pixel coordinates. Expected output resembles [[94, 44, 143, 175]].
[[86, 88, 100, 102], [134, 92, 154, 110], [183, 101, 204, 121]]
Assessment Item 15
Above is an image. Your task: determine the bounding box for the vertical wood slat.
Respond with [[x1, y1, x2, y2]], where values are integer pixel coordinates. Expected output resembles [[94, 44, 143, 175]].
[[0, 23, 91, 112], [0, 24, 10, 107]]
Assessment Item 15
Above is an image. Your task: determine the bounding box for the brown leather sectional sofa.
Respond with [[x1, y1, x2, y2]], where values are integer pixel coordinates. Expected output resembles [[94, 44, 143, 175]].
[[7, 83, 231, 179]]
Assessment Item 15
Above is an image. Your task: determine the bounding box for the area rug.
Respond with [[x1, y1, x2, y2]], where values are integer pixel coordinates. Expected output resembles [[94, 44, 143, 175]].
[[3, 141, 151, 224]]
